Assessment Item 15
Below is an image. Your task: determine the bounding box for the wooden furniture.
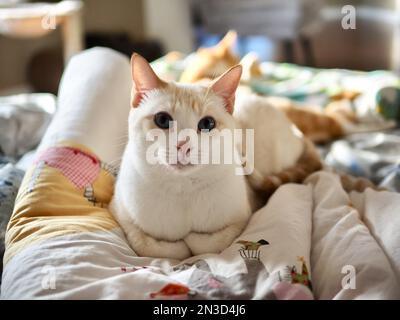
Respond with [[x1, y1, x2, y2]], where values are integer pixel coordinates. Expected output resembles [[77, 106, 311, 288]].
[[0, 0, 84, 63]]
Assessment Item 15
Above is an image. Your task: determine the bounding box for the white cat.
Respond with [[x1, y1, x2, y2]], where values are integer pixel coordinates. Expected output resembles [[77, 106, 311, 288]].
[[109, 54, 304, 260]]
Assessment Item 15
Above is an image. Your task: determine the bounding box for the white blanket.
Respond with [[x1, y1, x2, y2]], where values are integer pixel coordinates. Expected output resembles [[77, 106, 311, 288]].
[[2, 170, 399, 299]]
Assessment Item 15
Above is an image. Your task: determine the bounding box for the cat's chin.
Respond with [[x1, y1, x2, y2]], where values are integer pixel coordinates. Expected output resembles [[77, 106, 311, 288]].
[[165, 162, 198, 174]]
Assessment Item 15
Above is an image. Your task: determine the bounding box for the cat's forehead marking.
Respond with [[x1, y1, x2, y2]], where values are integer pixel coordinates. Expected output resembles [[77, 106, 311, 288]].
[[169, 83, 212, 115]]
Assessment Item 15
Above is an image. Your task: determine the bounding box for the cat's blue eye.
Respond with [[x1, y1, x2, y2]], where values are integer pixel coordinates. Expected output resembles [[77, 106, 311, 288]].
[[154, 112, 173, 129], [198, 116, 216, 132]]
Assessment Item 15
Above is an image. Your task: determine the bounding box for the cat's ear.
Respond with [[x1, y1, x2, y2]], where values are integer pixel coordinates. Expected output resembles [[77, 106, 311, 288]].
[[216, 30, 237, 54], [210, 65, 242, 114], [131, 53, 166, 107]]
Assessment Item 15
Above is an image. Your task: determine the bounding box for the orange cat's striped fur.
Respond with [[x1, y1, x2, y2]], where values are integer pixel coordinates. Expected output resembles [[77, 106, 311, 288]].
[[180, 30, 240, 83], [181, 31, 346, 144]]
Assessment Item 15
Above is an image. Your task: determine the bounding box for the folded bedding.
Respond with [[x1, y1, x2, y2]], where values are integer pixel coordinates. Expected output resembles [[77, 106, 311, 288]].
[[1, 141, 399, 299], [1, 141, 314, 299], [0, 93, 57, 275], [0, 93, 56, 158], [324, 130, 400, 192], [0, 163, 24, 278]]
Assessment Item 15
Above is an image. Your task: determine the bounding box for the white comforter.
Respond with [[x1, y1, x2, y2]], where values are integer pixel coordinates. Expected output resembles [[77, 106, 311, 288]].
[[2, 170, 399, 299]]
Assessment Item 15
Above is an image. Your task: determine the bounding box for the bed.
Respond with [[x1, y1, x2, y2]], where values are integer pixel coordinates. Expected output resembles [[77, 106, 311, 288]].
[[0, 47, 399, 299]]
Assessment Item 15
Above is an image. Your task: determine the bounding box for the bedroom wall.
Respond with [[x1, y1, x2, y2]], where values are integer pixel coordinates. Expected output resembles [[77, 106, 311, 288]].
[[311, 1, 398, 71], [311, 18, 394, 71], [143, 0, 194, 53]]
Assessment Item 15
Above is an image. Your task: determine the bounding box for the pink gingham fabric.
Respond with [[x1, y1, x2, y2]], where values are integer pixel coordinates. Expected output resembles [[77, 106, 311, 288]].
[[35, 146, 101, 189]]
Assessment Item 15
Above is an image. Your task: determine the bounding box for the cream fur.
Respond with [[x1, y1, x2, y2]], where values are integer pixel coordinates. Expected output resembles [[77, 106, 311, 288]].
[[234, 88, 305, 188], [110, 83, 252, 259], [110, 66, 304, 260]]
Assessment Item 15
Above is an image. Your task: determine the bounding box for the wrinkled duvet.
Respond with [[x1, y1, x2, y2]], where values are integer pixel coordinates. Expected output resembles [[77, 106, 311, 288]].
[[1, 142, 399, 299]]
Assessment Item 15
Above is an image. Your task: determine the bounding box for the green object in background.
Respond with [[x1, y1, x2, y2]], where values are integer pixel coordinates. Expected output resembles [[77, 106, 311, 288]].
[[376, 87, 400, 122]]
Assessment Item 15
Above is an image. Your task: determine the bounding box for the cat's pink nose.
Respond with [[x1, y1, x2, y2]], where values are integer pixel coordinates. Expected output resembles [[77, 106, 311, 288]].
[[176, 140, 186, 149], [177, 141, 191, 156]]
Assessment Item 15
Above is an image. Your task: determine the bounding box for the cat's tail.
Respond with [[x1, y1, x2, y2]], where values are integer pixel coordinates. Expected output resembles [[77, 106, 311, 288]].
[[337, 172, 385, 193], [247, 138, 322, 197], [248, 138, 383, 196]]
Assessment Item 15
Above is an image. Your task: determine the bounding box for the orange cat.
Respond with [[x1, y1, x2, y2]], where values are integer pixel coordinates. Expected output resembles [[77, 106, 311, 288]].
[[179, 31, 346, 143], [179, 31, 240, 83]]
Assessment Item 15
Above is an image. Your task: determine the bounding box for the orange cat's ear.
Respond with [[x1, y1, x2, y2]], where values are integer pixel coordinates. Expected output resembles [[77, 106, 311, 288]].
[[216, 30, 237, 54], [210, 65, 242, 114], [131, 53, 166, 107]]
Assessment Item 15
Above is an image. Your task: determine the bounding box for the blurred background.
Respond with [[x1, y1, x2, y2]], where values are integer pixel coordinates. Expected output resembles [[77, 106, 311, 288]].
[[0, 0, 400, 94]]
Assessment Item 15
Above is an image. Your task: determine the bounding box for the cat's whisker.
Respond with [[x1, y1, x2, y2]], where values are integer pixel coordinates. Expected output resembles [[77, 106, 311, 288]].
[[109, 135, 129, 144], [107, 156, 123, 166], [109, 142, 128, 151], [202, 82, 212, 105], [111, 132, 129, 141]]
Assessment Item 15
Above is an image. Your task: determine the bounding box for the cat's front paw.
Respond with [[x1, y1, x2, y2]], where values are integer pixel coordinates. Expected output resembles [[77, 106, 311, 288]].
[[184, 232, 228, 256], [125, 227, 192, 260], [184, 222, 247, 256]]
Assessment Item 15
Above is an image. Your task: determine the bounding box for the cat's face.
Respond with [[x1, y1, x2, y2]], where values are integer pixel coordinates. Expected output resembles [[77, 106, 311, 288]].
[[127, 54, 242, 176]]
